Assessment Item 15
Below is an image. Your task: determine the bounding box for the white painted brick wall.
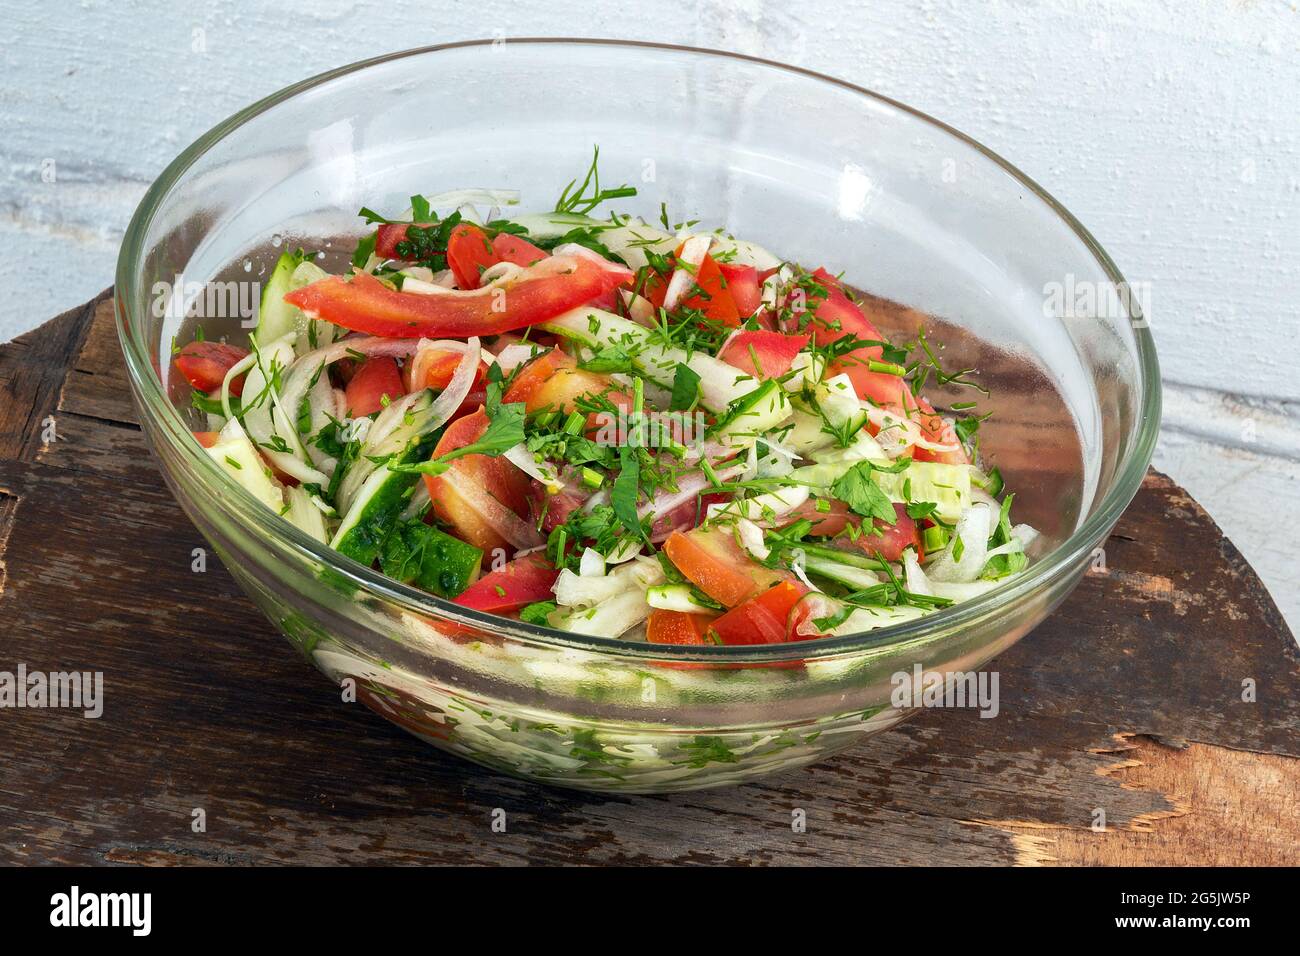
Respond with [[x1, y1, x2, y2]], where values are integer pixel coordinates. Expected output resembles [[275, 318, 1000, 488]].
[[3, 0, 1297, 625]]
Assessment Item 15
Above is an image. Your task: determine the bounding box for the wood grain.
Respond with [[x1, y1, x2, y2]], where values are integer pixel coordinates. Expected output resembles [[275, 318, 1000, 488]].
[[0, 296, 1296, 866]]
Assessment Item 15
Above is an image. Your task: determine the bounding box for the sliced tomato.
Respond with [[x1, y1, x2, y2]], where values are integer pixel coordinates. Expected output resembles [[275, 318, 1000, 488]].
[[718, 330, 809, 379], [283, 256, 632, 339], [345, 356, 406, 417], [787, 268, 877, 345], [374, 223, 435, 261], [491, 233, 549, 269], [832, 349, 907, 407], [663, 526, 783, 608], [680, 253, 740, 326], [445, 223, 498, 289], [647, 609, 719, 646], [174, 341, 249, 395], [707, 581, 808, 646], [718, 263, 761, 317], [452, 553, 559, 614], [905, 393, 971, 466], [193, 430, 220, 448], [783, 500, 923, 562], [503, 348, 631, 424], [424, 408, 532, 556]]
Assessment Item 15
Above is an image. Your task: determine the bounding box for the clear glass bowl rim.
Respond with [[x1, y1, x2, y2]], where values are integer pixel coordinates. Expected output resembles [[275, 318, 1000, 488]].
[[115, 37, 1162, 664]]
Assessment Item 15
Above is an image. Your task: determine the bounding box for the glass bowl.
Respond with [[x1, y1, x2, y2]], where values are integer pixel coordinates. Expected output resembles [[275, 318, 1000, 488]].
[[115, 39, 1160, 793]]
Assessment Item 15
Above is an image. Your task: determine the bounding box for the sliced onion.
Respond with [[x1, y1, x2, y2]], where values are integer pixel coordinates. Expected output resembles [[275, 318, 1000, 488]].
[[638, 463, 744, 523], [337, 339, 481, 514], [661, 235, 712, 310], [926, 504, 993, 584], [579, 548, 606, 578], [736, 518, 769, 561], [279, 335, 424, 433], [620, 289, 656, 326], [504, 443, 563, 493], [713, 484, 810, 523], [406, 338, 476, 393], [495, 343, 547, 373]]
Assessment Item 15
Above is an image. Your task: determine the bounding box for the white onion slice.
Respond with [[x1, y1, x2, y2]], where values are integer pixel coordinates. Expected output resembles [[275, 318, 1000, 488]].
[[579, 548, 606, 578], [926, 504, 993, 583], [503, 443, 563, 494], [638, 463, 744, 523], [336, 340, 481, 514], [279, 336, 424, 433], [661, 235, 712, 310]]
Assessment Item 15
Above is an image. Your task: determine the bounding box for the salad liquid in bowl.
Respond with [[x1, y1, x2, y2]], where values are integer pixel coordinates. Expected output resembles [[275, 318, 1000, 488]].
[[120, 40, 1156, 792]]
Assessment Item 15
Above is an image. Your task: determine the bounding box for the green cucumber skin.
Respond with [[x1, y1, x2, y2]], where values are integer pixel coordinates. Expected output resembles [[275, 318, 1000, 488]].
[[380, 523, 483, 598], [332, 431, 443, 567], [257, 249, 310, 343]]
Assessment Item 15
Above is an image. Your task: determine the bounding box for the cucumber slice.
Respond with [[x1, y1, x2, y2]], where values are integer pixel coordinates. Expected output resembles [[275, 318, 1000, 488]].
[[800, 554, 881, 590], [257, 249, 333, 350], [330, 392, 445, 566], [711, 379, 792, 447], [257, 250, 311, 345], [540, 308, 760, 412], [646, 583, 717, 614], [379, 521, 483, 598], [203, 418, 285, 513], [790, 459, 972, 523], [284, 484, 330, 543]]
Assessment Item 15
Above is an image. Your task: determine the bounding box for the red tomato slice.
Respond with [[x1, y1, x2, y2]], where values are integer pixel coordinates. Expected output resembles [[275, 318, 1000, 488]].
[[446, 223, 498, 289], [647, 609, 719, 646], [283, 256, 632, 339], [707, 581, 808, 645], [345, 356, 406, 417], [492, 233, 549, 269], [789, 267, 882, 346], [374, 223, 435, 261], [424, 408, 532, 556], [718, 262, 761, 317], [680, 253, 740, 326], [174, 341, 249, 395], [784, 501, 923, 562], [453, 553, 559, 614], [193, 430, 220, 448], [718, 330, 810, 379], [904, 393, 971, 466], [832, 348, 907, 407], [663, 527, 783, 608], [504, 349, 631, 428]]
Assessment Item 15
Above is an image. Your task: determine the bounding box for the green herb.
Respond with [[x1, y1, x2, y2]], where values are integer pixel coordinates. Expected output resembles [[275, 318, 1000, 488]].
[[519, 601, 558, 626], [391, 382, 524, 478], [611, 445, 644, 539], [554, 146, 637, 215], [669, 364, 701, 412], [830, 461, 896, 525]]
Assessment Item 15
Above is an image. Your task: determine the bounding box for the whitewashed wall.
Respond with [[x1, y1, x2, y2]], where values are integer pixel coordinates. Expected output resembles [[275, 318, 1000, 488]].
[[4, 0, 1298, 625]]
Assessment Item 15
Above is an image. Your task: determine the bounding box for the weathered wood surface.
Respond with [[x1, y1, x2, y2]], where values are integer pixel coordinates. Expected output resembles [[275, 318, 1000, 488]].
[[0, 293, 1296, 866]]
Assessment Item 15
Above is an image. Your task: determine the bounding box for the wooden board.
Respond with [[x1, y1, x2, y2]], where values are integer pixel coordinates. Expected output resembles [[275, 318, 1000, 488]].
[[0, 293, 1296, 866]]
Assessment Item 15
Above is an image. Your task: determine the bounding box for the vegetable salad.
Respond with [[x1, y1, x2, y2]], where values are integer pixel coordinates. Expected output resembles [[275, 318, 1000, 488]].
[[174, 151, 1037, 646]]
